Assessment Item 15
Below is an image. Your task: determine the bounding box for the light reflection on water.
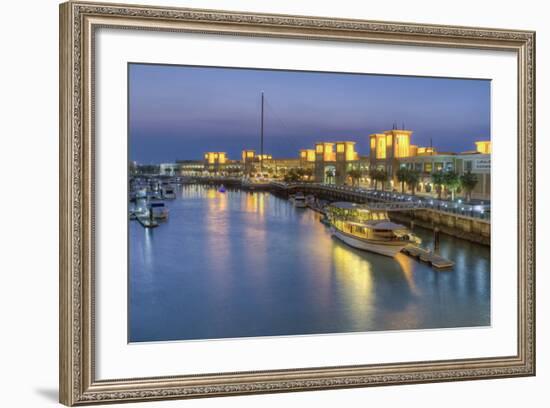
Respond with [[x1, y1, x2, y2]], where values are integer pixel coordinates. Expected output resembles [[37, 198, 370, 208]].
[[129, 185, 490, 342]]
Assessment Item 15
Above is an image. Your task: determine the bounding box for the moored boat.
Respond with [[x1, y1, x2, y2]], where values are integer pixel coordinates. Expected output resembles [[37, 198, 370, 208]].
[[148, 201, 169, 220], [162, 186, 176, 199], [326, 202, 420, 257], [290, 192, 307, 208]]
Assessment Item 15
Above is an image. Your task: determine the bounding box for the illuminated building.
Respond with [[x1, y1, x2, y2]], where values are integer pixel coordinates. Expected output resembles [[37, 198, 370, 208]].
[[203, 152, 228, 173], [166, 132, 491, 200], [416, 146, 437, 156], [397, 148, 491, 200], [242, 150, 255, 163], [475, 141, 492, 154], [314, 141, 364, 184], [368, 129, 414, 189], [300, 149, 316, 164]]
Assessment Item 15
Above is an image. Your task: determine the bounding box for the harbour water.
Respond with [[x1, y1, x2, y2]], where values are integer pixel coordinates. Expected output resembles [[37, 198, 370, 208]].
[[129, 185, 490, 342]]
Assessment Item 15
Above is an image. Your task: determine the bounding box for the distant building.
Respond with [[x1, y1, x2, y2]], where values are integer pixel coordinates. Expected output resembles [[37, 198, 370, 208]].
[[204, 152, 227, 173], [176, 160, 204, 175], [395, 142, 491, 200], [170, 129, 490, 200], [368, 129, 414, 189], [159, 163, 179, 176], [314, 141, 361, 184]]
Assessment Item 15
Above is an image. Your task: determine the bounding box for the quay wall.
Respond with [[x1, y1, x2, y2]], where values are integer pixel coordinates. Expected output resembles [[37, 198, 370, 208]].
[[270, 183, 491, 246], [388, 210, 491, 246]]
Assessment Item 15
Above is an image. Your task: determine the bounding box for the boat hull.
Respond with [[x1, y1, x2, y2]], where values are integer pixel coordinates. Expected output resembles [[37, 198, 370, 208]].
[[331, 227, 407, 257]]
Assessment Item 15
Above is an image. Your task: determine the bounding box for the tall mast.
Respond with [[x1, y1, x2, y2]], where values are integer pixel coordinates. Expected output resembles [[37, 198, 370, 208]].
[[260, 91, 264, 173]]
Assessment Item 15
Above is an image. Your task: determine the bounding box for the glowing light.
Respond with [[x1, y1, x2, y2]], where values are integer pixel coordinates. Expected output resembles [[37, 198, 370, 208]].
[[376, 135, 386, 159]]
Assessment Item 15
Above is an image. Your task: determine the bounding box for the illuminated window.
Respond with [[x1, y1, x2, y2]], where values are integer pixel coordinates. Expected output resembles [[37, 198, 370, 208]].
[[370, 137, 376, 150], [386, 134, 392, 146], [376, 136, 386, 159], [424, 162, 432, 172], [337, 143, 345, 153], [394, 134, 410, 158], [345, 147, 356, 161], [316, 144, 323, 153], [323, 144, 335, 161]]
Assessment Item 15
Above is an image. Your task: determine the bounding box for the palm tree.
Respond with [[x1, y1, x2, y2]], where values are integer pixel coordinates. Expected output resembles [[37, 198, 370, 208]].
[[370, 169, 387, 191], [325, 168, 335, 184], [303, 168, 313, 181], [405, 170, 420, 195], [295, 167, 306, 180], [443, 171, 460, 201], [284, 168, 300, 182], [396, 167, 409, 193], [460, 171, 478, 202], [347, 169, 363, 186], [431, 171, 445, 199]]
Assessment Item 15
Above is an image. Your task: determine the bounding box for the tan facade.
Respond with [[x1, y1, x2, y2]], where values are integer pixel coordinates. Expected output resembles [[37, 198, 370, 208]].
[[313, 141, 361, 184]]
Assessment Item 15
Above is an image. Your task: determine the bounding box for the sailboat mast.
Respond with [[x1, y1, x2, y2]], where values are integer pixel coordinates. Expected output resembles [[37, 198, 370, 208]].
[[260, 91, 264, 173]]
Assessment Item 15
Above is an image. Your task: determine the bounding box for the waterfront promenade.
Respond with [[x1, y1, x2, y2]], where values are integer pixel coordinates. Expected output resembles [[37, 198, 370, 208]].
[[172, 176, 490, 220]]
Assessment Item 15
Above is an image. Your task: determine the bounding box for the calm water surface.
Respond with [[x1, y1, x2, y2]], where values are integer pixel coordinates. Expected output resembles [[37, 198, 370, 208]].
[[129, 185, 490, 342]]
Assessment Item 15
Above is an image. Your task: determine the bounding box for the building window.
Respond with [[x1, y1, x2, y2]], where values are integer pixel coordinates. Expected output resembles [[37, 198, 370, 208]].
[[394, 134, 410, 158], [424, 162, 433, 172], [465, 160, 473, 171], [376, 136, 386, 159]]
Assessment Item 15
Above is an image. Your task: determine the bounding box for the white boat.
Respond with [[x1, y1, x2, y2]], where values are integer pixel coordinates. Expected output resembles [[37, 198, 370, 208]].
[[290, 192, 307, 208], [135, 188, 147, 199], [326, 202, 421, 257]]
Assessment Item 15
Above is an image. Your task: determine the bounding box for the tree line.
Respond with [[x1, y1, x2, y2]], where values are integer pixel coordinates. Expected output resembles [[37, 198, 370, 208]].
[[348, 167, 479, 202]]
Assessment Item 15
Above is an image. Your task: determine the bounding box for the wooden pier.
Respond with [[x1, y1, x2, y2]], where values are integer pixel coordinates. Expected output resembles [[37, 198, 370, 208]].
[[401, 245, 454, 270]]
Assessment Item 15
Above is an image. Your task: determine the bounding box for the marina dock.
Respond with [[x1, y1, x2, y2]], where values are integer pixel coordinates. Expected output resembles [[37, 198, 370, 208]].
[[136, 215, 159, 228], [401, 245, 454, 269]]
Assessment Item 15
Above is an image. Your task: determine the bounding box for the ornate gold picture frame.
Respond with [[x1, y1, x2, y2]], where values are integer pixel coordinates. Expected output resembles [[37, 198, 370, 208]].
[[59, 1, 535, 405]]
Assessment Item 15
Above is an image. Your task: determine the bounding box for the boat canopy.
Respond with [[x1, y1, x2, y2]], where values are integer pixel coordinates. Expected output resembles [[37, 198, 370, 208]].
[[365, 221, 407, 231], [341, 219, 406, 231]]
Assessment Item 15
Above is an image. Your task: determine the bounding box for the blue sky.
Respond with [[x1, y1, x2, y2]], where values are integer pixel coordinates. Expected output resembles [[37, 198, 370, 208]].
[[129, 63, 490, 163]]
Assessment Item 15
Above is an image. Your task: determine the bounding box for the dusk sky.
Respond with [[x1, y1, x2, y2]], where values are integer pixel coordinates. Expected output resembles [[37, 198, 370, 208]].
[[129, 63, 491, 164]]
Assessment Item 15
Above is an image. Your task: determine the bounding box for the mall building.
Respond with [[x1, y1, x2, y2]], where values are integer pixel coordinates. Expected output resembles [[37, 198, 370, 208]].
[[367, 129, 491, 200], [159, 128, 491, 201]]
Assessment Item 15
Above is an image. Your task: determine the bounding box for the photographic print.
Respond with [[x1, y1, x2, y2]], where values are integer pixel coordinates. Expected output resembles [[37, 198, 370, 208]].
[[128, 63, 492, 343]]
